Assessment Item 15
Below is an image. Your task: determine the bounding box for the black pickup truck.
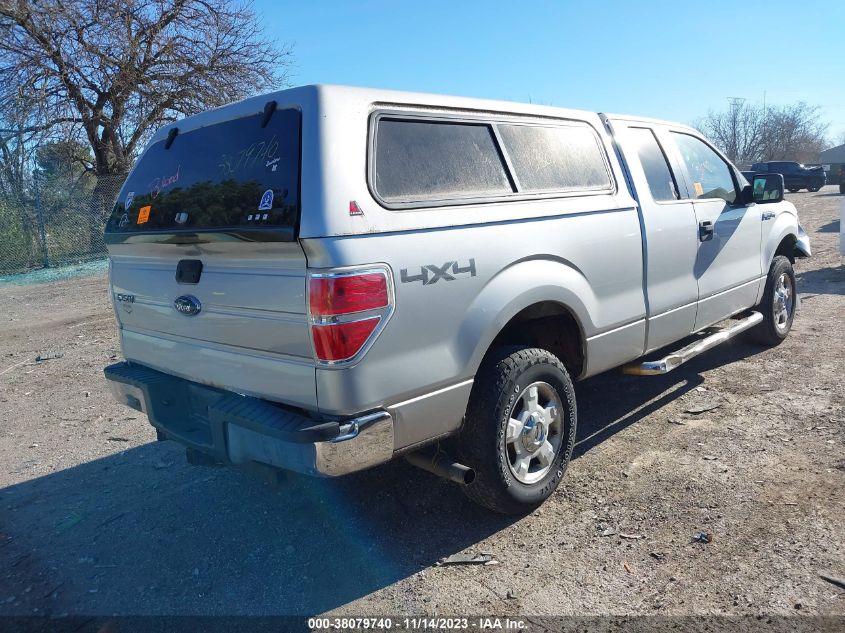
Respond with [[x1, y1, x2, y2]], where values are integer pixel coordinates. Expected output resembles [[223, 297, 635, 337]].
[[750, 161, 827, 192]]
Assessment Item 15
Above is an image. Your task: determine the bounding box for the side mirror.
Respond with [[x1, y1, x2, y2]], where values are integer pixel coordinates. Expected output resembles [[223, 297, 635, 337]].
[[752, 173, 784, 204]]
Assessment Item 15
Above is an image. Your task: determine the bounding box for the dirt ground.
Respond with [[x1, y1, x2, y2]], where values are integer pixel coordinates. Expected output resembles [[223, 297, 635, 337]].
[[1, 187, 843, 619]]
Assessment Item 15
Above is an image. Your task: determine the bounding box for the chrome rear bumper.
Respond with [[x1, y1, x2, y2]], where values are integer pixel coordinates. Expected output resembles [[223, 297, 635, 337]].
[[104, 362, 394, 476]]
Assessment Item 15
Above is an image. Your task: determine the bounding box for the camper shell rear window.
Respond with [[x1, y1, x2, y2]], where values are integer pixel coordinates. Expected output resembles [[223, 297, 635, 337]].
[[105, 107, 300, 242]]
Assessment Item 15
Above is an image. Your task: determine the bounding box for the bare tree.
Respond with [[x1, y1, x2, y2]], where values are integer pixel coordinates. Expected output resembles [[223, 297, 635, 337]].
[[0, 0, 292, 178], [695, 98, 765, 166], [697, 100, 830, 166], [0, 92, 44, 262], [0, 103, 35, 209], [761, 103, 829, 164]]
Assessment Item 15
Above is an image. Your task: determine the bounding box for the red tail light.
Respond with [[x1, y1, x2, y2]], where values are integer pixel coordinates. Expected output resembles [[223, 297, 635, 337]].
[[308, 267, 393, 364], [309, 273, 388, 316], [311, 318, 380, 361]]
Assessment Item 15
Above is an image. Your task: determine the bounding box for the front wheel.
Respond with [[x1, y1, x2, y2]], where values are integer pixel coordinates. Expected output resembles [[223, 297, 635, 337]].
[[751, 255, 797, 346], [458, 347, 577, 514], [808, 181, 822, 192]]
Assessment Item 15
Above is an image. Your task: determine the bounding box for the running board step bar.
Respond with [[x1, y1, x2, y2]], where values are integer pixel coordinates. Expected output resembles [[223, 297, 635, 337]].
[[623, 311, 763, 376]]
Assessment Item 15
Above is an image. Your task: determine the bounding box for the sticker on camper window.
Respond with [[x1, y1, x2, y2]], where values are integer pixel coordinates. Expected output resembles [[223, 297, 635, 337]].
[[694, 182, 704, 196], [266, 157, 280, 172], [124, 191, 135, 210], [137, 205, 151, 224], [258, 189, 274, 211]]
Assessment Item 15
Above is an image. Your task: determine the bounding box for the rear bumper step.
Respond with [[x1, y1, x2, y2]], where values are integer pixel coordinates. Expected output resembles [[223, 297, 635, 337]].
[[103, 362, 393, 476], [623, 311, 763, 376]]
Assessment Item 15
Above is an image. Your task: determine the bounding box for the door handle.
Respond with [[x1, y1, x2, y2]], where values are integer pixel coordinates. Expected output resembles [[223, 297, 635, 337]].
[[699, 220, 714, 242]]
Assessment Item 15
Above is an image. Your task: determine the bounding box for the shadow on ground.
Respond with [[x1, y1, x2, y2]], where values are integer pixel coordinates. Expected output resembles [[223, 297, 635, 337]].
[[0, 333, 768, 616], [797, 265, 845, 297], [1, 443, 517, 616], [574, 331, 765, 455], [817, 219, 840, 233]]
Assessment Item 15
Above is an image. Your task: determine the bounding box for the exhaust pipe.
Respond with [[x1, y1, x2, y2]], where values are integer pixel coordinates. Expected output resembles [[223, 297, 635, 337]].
[[406, 449, 475, 485]]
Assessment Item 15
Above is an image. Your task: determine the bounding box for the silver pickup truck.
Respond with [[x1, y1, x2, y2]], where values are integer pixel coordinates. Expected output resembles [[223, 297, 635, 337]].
[[103, 85, 810, 513]]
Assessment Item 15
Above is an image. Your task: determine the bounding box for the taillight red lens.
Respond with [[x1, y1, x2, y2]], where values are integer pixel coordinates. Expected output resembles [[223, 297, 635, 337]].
[[311, 318, 380, 361], [309, 273, 388, 316], [308, 268, 392, 363]]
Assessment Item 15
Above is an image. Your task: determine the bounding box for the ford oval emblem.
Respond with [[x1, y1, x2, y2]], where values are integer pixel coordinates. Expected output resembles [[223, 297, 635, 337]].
[[174, 295, 201, 316]]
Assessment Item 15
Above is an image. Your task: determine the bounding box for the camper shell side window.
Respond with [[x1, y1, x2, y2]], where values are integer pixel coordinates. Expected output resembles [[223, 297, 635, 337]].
[[368, 110, 615, 210]]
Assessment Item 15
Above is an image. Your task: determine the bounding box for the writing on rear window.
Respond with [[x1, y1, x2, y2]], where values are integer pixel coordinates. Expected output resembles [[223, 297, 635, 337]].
[[219, 136, 280, 175], [106, 108, 300, 236]]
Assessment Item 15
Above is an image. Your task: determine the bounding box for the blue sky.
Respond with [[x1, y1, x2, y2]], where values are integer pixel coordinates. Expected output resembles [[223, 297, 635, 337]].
[[254, 0, 845, 144]]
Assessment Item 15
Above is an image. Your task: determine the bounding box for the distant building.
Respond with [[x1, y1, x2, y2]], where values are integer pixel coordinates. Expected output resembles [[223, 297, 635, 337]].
[[819, 144, 845, 179]]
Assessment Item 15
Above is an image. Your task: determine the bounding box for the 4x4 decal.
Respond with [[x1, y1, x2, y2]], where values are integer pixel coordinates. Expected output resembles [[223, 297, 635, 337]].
[[400, 259, 476, 285]]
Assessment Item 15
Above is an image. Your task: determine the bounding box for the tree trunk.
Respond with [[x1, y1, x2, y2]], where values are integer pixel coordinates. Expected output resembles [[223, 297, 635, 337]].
[[88, 172, 126, 259]]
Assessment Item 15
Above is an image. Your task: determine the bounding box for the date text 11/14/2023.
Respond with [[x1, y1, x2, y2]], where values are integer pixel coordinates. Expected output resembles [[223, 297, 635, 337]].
[[307, 617, 528, 630]]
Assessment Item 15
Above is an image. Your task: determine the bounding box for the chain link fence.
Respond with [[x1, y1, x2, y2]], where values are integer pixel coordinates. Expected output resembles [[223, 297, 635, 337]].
[[0, 174, 125, 276]]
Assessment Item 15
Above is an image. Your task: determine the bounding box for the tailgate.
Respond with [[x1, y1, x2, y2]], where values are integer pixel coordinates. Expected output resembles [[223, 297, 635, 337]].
[[108, 241, 316, 408]]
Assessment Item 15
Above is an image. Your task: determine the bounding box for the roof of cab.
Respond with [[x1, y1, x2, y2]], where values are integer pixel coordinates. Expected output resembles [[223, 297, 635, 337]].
[[604, 112, 698, 134]]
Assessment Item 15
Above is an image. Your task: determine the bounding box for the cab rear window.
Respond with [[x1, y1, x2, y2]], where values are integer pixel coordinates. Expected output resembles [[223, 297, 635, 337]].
[[105, 107, 300, 241]]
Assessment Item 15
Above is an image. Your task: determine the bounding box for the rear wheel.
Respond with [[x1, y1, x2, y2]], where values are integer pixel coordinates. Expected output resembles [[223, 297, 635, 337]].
[[458, 346, 576, 514], [808, 180, 822, 192], [751, 255, 797, 346]]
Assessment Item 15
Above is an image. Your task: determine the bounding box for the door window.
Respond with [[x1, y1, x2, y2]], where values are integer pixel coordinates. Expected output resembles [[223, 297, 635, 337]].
[[671, 133, 737, 204], [628, 127, 679, 202]]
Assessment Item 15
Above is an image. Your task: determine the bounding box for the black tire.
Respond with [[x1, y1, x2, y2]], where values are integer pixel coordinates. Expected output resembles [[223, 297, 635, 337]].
[[750, 255, 797, 346], [458, 346, 577, 514], [808, 180, 822, 192]]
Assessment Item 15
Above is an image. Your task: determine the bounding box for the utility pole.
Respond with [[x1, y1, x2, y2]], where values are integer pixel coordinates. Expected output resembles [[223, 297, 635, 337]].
[[727, 97, 746, 164], [762, 90, 768, 161]]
